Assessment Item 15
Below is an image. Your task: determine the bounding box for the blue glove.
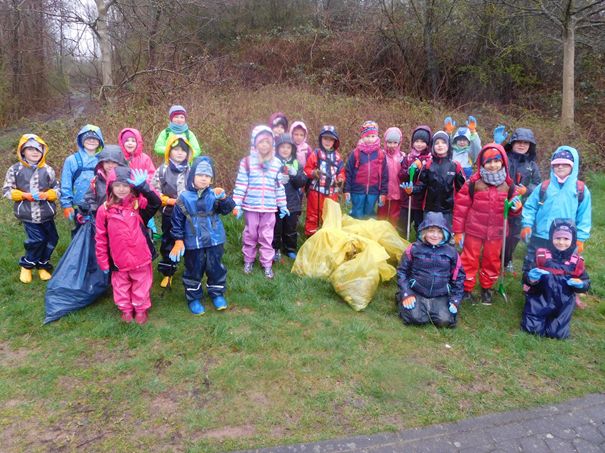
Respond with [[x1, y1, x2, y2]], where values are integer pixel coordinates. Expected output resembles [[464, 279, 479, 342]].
[[509, 195, 522, 212], [448, 303, 458, 314], [279, 207, 290, 219], [32, 190, 40, 201], [127, 168, 148, 188], [493, 125, 509, 145], [566, 278, 584, 289], [400, 182, 414, 194], [528, 267, 550, 281], [147, 217, 157, 234]]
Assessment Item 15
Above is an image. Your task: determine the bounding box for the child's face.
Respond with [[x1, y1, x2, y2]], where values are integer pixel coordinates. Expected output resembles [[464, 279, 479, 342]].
[[112, 182, 131, 199], [194, 174, 211, 190], [83, 138, 100, 152], [277, 143, 292, 159], [424, 226, 444, 246], [433, 138, 448, 157], [552, 163, 572, 179], [292, 128, 305, 145], [413, 140, 428, 152], [123, 137, 137, 154], [23, 147, 42, 163], [512, 141, 530, 154], [553, 235, 572, 252], [102, 161, 119, 173], [170, 146, 188, 163], [256, 137, 273, 157], [362, 133, 378, 145], [455, 138, 469, 148], [272, 124, 286, 136], [483, 159, 503, 172], [386, 140, 400, 151], [172, 114, 186, 126], [321, 136, 336, 150]]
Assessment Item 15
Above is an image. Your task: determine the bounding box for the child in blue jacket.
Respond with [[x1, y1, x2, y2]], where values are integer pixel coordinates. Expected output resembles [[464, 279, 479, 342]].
[[169, 156, 235, 315]]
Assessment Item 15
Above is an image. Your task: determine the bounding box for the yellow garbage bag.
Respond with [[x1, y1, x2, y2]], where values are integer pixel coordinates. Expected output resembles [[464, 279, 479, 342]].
[[342, 215, 409, 262]]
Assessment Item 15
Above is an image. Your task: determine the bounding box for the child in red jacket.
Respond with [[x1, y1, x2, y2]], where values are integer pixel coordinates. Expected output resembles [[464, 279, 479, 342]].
[[95, 167, 161, 324], [453, 144, 522, 305]]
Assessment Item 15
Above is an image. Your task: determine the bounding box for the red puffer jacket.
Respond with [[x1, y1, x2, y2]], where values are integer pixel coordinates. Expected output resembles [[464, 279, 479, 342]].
[[453, 143, 520, 240]]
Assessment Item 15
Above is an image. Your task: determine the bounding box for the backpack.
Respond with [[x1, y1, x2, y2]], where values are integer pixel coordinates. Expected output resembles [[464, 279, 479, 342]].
[[72, 152, 96, 184], [535, 248, 584, 278], [538, 179, 585, 206], [353, 147, 385, 190]]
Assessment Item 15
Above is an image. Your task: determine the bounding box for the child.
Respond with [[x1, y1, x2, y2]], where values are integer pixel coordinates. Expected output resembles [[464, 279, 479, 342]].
[[399, 126, 432, 235], [3, 134, 60, 283], [290, 121, 313, 167], [95, 167, 161, 324], [521, 146, 591, 273], [153, 105, 202, 157], [80, 145, 127, 216], [377, 127, 404, 225], [444, 116, 481, 179], [169, 157, 235, 315], [303, 125, 345, 236], [151, 137, 192, 287], [119, 128, 156, 182], [397, 212, 465, 328], [499, 127, 542, 273], [273, 133, 307, 261], [522, 219, 590, 339], [60, 124, 104, 226], [233, 126, 289, 278], [453, 144, 522, 305], [415, 131, 466, 227], [269, 112, 288, 137], [344, 121, 387, 219]]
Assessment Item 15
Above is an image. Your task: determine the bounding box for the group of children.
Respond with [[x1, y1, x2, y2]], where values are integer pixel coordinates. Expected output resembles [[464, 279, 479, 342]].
[[2, 109, 592, 338]]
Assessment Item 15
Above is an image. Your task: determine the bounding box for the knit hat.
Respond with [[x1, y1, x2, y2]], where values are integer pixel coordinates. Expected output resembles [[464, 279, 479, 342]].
[[551, 149, 574, 167], [81, 130, 101, 142], [385, 129, 402, 143], [269, 112, 288, 130], [22, 138, 43, 152], [275, 133, 296, 158], [255, 130, 273, 147], [121, 130, 137, 143], [412, 129, 430, 144], [553, 225, 573, 241], [481, 147, 503, 165], [195, 159, 213, 178], [169, 105, 187, 121], [360, 120, 379, 138], [111, 166, 132, 186]]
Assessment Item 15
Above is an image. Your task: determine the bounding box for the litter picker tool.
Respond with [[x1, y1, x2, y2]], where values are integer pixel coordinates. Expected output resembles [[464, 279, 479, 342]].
[[497, 198, 514, 302], [406, 165, 417, 242]]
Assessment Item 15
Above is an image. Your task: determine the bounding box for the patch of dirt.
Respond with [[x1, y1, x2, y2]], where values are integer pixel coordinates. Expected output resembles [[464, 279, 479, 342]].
[[0, 343, 31, 367], [197, 424, 256, 440], [149, 393, 181, 416]]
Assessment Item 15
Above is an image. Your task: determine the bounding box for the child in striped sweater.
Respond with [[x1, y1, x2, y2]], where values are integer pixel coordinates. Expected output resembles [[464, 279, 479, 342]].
[[232, 125, 289, 279]]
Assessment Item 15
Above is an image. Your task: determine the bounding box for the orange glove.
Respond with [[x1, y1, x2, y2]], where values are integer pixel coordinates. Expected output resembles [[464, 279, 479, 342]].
[[160, 195, 170, 206], [521, 227, 532, 243], [454, 233, 464, 248], [466, 115, 477, 134], [169, 240, 185, 262], [63, 207, 75, 220], [232, 207, 243, 219], [515, 184, 527, 196], [443, 116, 456, 134], [401, 296, 416, 309], [576, 241, 584, 253], [213, 187, 226, 200], [21, 192, 34, 201]]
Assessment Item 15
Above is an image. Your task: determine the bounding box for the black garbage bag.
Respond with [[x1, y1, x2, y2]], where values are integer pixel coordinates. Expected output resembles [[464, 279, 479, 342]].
[[44, 221, 109, 323]]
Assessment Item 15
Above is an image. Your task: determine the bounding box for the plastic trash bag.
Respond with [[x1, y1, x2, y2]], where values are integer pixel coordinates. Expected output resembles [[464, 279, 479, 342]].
[[342, 215, 408, 262], [44, 221, 109, 323]]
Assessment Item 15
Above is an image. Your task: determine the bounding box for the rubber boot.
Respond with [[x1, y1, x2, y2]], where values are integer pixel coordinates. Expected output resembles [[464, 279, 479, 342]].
[[188, 299, 205, 315], [38, 269, 52, 281], [121, 310, 134, 323], [481, 288, 493, 306], [212, 296, 227, 311], [20, 267, 32, 284], [160, 276, 172, 288], [134, 310, 148, 325]]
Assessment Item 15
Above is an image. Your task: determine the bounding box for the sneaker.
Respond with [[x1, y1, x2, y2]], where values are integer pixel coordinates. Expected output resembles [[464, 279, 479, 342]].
[[38, 268, 52, 281], [19, 267, 32, 284], [134, 311, 148, 325], [188, 300, 205, 315], [286, 252, 297, 259], [462, 291, 474, 303], [243, 262, 253, 274], [273, 250, 282, 262], [160, 276, 172, 288], [121, 310, 134, 323], [264, 267, 274, 279], [481, 288, 493, 305], [212, 296, 228, 311]]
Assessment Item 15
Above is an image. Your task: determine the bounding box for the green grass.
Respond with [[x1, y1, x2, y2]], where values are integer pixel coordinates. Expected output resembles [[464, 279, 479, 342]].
[[0, 174, 604, 452]]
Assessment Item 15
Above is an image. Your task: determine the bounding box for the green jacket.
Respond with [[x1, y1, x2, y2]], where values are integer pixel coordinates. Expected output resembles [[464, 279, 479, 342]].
[[153, 128, 201, 157]]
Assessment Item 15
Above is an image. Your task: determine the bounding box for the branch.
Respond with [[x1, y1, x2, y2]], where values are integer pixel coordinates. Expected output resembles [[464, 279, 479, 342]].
[[572, 0, 605, 18], [115, 68, 192, 91]]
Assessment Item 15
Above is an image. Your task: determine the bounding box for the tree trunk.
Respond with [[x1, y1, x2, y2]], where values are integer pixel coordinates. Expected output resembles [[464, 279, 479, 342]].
[[95, 0, 114, 99], [423, 0, 439, 99], [561, 24, 575, 128]]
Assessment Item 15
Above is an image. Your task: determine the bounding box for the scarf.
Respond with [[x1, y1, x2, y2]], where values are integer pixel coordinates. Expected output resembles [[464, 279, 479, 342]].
[[480, 167, 507, 186], [169, 158, 188, 173], [452, 143, 470, 155], [169, 122, 189, 135]]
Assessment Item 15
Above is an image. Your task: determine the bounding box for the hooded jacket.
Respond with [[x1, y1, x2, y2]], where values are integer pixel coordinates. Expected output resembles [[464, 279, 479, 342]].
[[453, 143, 520, 240], [344, 137, 388, 196], [417, 131, 466, 214], [151, 136, 193, 216], [504, 128, 541, 200], [118, 128, 156, 183], [396, 212, 465, 305], [171, 157, 236, 249], [521, 146, 591, 242], [451, 126, 481, 170], [399, 125, 432, 210], [275, 133, 308, 212], [3, 134, 60, 223], [304, 126, 346, 196], [521, 219, 590, 339], [383, 127, 404, 200], [60, 125, 105, 208], [153, 124, 202, 157], [94, 167, 161, 272], [80, 145, 127, 214], [290, 121, 313, 167]]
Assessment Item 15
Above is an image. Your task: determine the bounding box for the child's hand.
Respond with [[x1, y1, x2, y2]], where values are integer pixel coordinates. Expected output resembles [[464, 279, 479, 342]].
[[402, 296, 416, 310], [466, 116, 478, 134], [448, 303, 458, 314], [515, 184, 527, 196], [279, 174, 290, 185], [576, 241, 584, 253], [127, 169, 148, 188], [528, 267, 549, 282], [279, 207, 290, 219], [566, 278, 584, 289], [521, 227, 532, 243], [63, 207, 75, 220], [169, 240, 185, 262], [213, 188, 226, 200], [454, 233, 464, 248], [232, 206, 243, 219], [31, 190, 40, 201], [444, 116, 456, 134], [378, 195, 386, 207], [344, 193, 351, 204], [41, 190, 57, 201], [401, 182, 413, 195], [11, 190, 27, 201], [493, 125, 509, 145], [509, 196, 522, 212], [411, 159, 423, 171]]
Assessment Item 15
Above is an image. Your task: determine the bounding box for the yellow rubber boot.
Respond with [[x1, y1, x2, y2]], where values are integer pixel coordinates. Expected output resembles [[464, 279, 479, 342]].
[[160, 276, 172, 288], [20, 267, 32, 284], [39, 269, 52, 281]]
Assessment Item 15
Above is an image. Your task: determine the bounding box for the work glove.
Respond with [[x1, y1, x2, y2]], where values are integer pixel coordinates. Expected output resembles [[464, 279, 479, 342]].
[[493, 125, 509, 145], [10, 190, 27, 201], [232, 206, 243, 219], [466, 115, 478, 134], [279, 207, 290, 219], [444, 116, 456, 134], [448, 303, 458, 314], [410, 159, 423, 171], [213, 187, 226, 200], [76, 213, 91, 224], [515, 184, 527, 197], [566, 278, 584, 289], [521, 227, 532, 243], [63, 207, 75, 220], [454, 233, 464, 249], [127, 169, 148, 188], [509, 196, 522, 212], [528, 267, 550, 282], [279, 174, 290, 185], [402, 296, 416, 310], [169, 240, 185, 262], [576, 241, 584, 253], [378, 195, 386, 207], [345, 193, 351, 204], [400, 182, 414, 195]]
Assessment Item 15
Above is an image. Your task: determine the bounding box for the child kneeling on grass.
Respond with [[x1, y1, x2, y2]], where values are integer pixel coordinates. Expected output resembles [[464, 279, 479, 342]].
[[522, 219, 590, 340], [95, 167, 161, 324], [169, 157, 235, 315], [396, 211, 465, 328]]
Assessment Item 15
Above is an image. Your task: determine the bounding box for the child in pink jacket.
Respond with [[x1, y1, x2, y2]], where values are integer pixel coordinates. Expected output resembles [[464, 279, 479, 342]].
[[290, 120, 313, 167], [377, 127, 404, 225], [95, 167, 161, 324]]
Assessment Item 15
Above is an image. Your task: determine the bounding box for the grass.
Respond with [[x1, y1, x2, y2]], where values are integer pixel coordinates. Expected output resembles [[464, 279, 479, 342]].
[[0, 86, 604, 451]]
